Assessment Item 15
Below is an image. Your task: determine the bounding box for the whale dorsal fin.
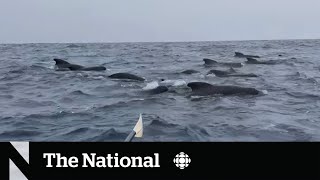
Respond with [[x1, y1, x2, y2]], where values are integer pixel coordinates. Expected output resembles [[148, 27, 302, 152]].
[[53, 58, 70, 65], [235, 52, 244, 56], [203, 58, 217, 64]]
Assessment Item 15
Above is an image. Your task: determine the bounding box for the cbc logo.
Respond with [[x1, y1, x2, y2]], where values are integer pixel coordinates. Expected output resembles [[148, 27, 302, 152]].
[[173, 152, 191, 169]]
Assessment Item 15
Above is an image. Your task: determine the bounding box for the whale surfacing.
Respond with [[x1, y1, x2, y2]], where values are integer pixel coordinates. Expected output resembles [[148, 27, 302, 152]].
[[203, 58, 218, 65], [234, 52, 260, 58], [203, 58, 243, 68], [187, 82, 260, 96], [207, 69, 229, 76], [109, 73, 145, 81], [181, 69, 200, 74], [53, 59, 106, 71], [246, 58, 276, 65], [69, 66, 107, 71], [54, 58, 71, 65], [207, 69, 258, 77]]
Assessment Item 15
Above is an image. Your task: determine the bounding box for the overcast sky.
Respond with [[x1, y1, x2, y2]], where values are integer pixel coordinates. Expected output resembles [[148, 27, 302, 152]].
[[0, 0, 319, 43]]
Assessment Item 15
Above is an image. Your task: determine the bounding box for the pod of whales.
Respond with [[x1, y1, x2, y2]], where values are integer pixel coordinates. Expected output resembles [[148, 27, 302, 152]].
[[234, 52, 260, 58], [54, 59, 106, 71], [203, 58, 243, 68], [187, 82, 260, 96], [50, 49, 277, 98], [109, 73, 145, 81]]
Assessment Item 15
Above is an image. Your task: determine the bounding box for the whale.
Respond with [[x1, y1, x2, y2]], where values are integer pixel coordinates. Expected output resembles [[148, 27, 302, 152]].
[[68, 66, 107, 71], [203, 58, 243, 68], [53, 59, 106, 71], [181, 69, 200, 74], [108, 73, 145, 81], [187, 82, 260, 96], [234, 52, 260, 58], [207, 69, 258, 77], [246, 58, 276, 65], [54, 59, 83, 70]]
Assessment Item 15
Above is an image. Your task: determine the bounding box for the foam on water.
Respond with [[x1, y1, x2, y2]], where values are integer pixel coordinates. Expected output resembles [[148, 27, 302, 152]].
[[143, 81, 159, 90], [160, 79, 187, 87]]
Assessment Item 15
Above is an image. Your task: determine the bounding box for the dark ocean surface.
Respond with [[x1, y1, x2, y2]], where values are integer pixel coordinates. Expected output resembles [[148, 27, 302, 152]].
[[0, 39, 320, 141]]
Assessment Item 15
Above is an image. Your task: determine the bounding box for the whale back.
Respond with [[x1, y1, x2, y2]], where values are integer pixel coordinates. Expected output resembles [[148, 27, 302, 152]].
[[188, 82, 221, 96], [229, 73, 258, 77], [188, 82, 260, 96], [222, 62, 243, 68], [187, 82, 213, 90], [207, 69, 229, 76], [66, 65, 83, 71], [246, 57, 259, 63], [214, 86, 260, 95], [181, 69, 199, 74], [80, 66, 106, 71], [235, 52, 260, 58], [109, 73, 145, 81], [247, 58, 277, 65]]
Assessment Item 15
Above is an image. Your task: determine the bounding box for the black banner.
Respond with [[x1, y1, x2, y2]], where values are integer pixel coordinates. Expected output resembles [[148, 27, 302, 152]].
[[0, 142, 319, 179]]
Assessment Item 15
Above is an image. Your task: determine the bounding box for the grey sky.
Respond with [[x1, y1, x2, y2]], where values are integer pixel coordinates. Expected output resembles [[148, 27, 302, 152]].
[[0, 0, 319, 43]]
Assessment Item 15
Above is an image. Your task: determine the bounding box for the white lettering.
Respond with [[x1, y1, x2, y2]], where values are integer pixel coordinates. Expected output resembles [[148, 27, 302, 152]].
[[56, 153, 68, 167], [114, 153, 119, 167], [96, 157, 106, 168], [131, 157, 143, 167], [106, 154, 113, 168], [119, 157, 131, 168], [82, 153, 96, 167], [68, 157, 78, 168], [143, 156, 153, 167], [154, 153, 160, 167], [43, 153, 56, 167]]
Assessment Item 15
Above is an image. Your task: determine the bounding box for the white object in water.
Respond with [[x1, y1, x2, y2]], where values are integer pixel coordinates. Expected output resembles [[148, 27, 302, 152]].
[[160, 79, 187, 87], [143, 81, 159, 90], [261, 90, 268, 95]]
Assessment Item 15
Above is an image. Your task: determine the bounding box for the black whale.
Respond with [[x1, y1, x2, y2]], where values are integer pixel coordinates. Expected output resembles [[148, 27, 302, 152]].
[[187, 82, 260, 96], [234, 52, 260, 58], [54, 59, 106, 71], [108, 73, 145, 81], [203, 58, 243, 68]]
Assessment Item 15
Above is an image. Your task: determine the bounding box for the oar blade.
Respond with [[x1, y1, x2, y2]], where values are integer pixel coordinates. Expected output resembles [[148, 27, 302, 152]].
[[133, 114, 143, 138]]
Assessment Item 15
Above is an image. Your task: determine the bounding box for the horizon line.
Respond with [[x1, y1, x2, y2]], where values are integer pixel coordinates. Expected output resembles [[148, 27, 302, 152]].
[[0, 37, 319, 45]]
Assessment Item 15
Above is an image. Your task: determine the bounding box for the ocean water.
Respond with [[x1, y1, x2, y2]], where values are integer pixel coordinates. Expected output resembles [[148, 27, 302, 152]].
[[0, 39, 320, 141]]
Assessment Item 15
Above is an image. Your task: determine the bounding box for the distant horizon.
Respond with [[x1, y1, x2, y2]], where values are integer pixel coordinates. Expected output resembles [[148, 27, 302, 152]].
[[1, 37, 319, 45]]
